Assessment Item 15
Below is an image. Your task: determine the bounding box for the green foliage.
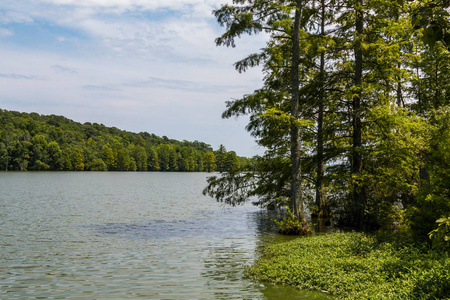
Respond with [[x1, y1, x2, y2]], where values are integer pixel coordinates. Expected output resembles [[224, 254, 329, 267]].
[[275, 208, 312, 236], [88, 158, 106, 171], [73, 148, 84, 171], [208, 0, 449, 237], [429, 217, 450, 251], [406, 107, 450, 240], [204, 154, 291, 208], [214, 144, 227, 173], [410, 42, 450, 113], [131, 145, 147, 171], [225, 151, 240, 172], [203, 151, 216, 172], [411, 0, 450, 49], [247, 232, 450, 299], [0, 109, 242, 173], [147, 146, 160, 171], [349, 104, 429, 228], [47, 141, 63, 170]]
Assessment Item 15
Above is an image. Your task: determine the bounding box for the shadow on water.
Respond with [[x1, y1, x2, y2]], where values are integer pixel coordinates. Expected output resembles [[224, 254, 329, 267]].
[[89, 208, 261, 239], [88, 208, 312, 241]]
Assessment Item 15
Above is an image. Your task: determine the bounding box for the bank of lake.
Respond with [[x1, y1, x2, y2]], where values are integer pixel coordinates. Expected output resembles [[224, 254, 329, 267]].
[[247, 231, 450, 299]]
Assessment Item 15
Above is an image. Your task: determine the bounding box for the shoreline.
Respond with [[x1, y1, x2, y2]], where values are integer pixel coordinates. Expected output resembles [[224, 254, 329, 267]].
[[246, 232, 450, 299]]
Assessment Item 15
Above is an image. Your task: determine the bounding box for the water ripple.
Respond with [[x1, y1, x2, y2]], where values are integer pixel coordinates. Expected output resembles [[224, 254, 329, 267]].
[[0, 172, 329, 299]]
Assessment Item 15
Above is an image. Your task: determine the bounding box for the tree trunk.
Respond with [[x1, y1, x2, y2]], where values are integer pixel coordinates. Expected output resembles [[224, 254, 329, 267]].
[[396, 70, 403, 107], [352, 0, 365, 228], [290, 0, 306, 224], [316, 0, 327, 219]]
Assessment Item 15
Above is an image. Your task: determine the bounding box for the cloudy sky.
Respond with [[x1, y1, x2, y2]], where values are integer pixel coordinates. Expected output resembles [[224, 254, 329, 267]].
[[0, 0, 267, 157]]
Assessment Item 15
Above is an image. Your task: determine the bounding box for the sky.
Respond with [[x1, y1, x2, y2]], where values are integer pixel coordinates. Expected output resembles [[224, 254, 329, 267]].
[[0, 0, 268, 157]]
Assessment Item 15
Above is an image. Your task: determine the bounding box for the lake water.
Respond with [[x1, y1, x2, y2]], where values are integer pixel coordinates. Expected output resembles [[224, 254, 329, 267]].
[[0, 172, 329, 299]]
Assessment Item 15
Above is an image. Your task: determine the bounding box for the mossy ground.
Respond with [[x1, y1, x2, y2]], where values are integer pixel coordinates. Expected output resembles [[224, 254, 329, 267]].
[[246, 232, 450, 299]]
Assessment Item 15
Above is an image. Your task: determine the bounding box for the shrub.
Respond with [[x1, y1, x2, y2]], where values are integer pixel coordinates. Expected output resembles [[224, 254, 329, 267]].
[[275, 208, 312, 235]]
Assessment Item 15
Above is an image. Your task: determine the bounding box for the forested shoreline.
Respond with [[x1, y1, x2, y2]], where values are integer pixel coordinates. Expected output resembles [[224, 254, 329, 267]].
[[205, 0, 449, 297], [0, 109, 248, 173], [204, 0, 449, 238]]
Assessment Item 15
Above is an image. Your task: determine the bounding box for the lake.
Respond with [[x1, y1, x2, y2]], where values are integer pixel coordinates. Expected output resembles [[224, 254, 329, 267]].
[[0, 172, 329, 299]]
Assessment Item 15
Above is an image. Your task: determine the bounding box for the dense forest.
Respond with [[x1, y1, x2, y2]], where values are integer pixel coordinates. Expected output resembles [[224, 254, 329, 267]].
[[204, 0, 449, 239], [0, 109, 248, 173]]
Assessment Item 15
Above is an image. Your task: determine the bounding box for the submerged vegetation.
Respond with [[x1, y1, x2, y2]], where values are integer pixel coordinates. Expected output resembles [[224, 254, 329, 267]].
[[247, 232, 450, 299], [0, 109, 249, 172]]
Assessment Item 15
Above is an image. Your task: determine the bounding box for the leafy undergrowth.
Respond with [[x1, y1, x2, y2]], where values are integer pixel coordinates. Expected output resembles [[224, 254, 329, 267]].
[[246, 232, 450, 299], [276, 208, 312, 236]]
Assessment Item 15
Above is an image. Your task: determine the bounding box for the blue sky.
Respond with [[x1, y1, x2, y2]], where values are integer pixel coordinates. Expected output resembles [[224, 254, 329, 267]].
[[0, 0, 267, 157]]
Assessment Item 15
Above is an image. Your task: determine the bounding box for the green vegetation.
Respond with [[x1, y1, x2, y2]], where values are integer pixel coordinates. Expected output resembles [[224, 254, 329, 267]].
[[247, 232, 450, 299], [275, 208, 312, 235], [429, 217, 450, 251], [0, 109, 250, 172], [204, 0, 450, 239], [205, 2, 449, 295]]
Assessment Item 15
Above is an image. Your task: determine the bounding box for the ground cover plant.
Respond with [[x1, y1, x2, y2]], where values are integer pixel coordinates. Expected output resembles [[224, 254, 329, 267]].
[[246, 232, 450, 299]]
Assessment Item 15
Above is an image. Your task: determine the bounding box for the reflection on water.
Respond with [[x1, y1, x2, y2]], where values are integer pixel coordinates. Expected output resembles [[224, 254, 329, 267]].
[[0, 172, 330, 299]]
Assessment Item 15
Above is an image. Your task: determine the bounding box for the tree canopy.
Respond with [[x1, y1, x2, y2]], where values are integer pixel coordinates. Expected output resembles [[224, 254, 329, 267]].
[[204, 0, 450, 237], [0, 109, 250, 173]]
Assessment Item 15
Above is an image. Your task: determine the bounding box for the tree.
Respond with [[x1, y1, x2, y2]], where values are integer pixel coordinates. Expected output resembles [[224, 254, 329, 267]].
[[179, 147, 197, 171], [73, 148, 85, 171], [407, 107, 450, 239], [207, 0, 313, 230], [157, 144, 178, 171], [361, 104, 428, 227], [89, 158, 107, 171], [147, 146, 160, 171], [30, 134, 48, 170], [206, 0, 444, 233], [195, 151, 204, 172], [225, 151, 240, 173], [411, 0, 450, 50], [203, 151, 217, 172], [350, 0, 365, 228], [0, 109, 238, 175], [116, 148, 130, 171], [0, 124, 17, 171], [131, 145, 148, 171], [289, 0, 307, 224], [102, 144, 115, 170], [214, 144, 227, 173], [169, 146, 178, 171], [410, 42, 450, 113], [47, 141, 63, 170], [314, 0, 328, 220], [14, 140, 32, 171]]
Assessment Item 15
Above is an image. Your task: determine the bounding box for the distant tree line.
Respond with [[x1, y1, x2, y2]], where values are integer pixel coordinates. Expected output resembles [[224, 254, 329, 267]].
[[0, 109, 250, 172]]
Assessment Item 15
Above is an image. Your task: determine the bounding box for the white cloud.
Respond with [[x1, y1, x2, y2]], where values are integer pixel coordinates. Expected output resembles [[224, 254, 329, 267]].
[[0, 27, 13, 36], [0, 0, 267, 156], [0, 11, 34, 24], [39, 0, 218, 10], [52, 65, 78, 73]]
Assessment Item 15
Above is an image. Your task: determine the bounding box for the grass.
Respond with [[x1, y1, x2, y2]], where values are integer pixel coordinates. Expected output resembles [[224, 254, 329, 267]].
[[246, 232, 450, 299]]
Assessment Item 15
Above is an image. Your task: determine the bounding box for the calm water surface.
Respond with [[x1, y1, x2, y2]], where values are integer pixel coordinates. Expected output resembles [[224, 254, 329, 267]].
[[0, 172, 329, 299]]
